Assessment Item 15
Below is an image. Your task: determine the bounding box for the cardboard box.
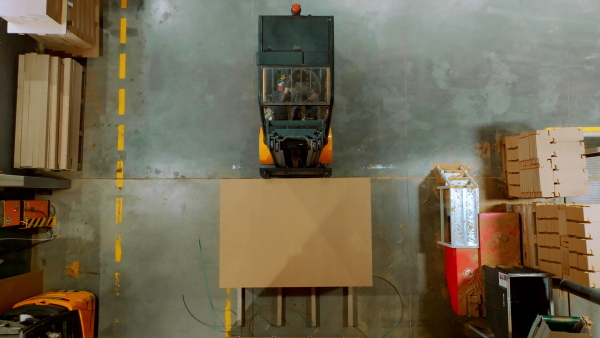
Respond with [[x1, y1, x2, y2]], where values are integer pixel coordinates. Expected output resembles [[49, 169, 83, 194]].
[[554, 181, 589, 198], [567, 222, 600, 239], [577, 254, 600, 272], [566, 205, 600, 223], [508, 184, 522, 198], [570, 252, 579, 268], [550, 141, 586, 158], [546, 127, 584, 143], [537, 204, 559, 219], [521, 166, 554, 197], [553, 168, 589, 185], [543, 234, 560, 248], [568, 238, 594, 255], [571, 269, 600, 288], [550, 155, 586, 171], [506, 160, 520, 173], [527, 314, 591, 338], [507, 173, 521, 185]]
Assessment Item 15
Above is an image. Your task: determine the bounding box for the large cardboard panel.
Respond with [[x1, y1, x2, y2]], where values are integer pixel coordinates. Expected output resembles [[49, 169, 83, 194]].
[[220, 178, 373, 288], [0, 271, 43, 315]]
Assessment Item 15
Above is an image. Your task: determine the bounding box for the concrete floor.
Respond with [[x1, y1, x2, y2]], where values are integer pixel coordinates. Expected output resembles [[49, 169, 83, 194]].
[[26, 0, 600, 337]]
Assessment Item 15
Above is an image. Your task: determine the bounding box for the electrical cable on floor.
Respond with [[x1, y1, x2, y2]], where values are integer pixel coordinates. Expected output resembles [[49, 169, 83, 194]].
[[197, 239, 218, 329], [181, 295, 226, 332], [0, 228, 55, 255], [374, 275, 405, 338]]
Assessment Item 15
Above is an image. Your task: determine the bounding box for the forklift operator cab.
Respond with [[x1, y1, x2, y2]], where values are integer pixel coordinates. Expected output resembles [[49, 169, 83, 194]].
[[262, 67, 330, 121], [257, 5, 334, 178]]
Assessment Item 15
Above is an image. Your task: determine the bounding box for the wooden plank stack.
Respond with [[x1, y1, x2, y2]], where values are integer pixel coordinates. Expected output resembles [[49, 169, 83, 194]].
[[503, 128, 588, 198], [535, 203, 600, 288], [14, 53, 85, 171], [0, 0, 100, 58]]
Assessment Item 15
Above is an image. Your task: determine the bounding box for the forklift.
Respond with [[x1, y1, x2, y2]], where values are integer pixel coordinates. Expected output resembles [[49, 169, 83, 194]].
[[257, 4, 334, 178], [0, 291, 96, 337]]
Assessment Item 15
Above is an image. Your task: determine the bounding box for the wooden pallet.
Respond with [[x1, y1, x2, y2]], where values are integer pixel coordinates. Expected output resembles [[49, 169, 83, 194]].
[[1, 0, 100, 58], [14, 53, 85, 171]]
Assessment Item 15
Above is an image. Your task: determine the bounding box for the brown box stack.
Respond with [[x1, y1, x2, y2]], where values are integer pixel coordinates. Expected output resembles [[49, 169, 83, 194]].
[[566, 204, 600, 288], [536, 203, 566, 277], [535, 203, 600, 288], [504, 135, 522, 198], [504, 128, 588, 198]]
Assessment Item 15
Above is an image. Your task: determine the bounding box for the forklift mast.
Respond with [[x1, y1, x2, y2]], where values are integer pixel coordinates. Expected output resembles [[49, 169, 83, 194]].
[[257, 6, 334, 178]]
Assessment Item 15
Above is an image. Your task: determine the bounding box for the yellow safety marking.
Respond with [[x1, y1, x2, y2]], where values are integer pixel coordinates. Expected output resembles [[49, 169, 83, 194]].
[[225, 288, 232, 337], [546, 126, 600, 133], [116, 160, 124, 188], [118, 88, 126, 115], [115, 272, 121, 296], [116, 198, 123, 224], [120, 18, 127, 44], [121, 0, 127, 9], [115, 235, 122, 262], [119, 54, 126, 79], [118, 125, 125, 151]]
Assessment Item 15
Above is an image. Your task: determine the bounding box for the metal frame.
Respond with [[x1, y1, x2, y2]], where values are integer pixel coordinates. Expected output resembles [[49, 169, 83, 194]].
[[505, 272, 553, 338], [436, 166, 479, 248]]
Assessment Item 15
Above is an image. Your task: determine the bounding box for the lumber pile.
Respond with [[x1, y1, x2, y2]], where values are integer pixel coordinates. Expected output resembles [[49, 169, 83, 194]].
[[536, 203, 600, 288], [503, 128, 588, 198], [0, 0, 100, 58], [14, 53, 85, 171]]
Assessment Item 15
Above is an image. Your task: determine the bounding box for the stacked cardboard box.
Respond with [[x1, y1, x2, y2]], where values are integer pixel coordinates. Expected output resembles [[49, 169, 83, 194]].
[[504, 128, 588, 198], [536, 203, 567, 277], [566, 204, 600, 288], [504, 136, 522, 198], [13, 54, 85, 171], [535, 203, 600, 288]]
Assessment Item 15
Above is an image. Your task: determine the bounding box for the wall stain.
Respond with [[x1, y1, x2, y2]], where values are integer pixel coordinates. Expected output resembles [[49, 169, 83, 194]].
[[65, 261, 80, 278], [476, 142, 491, 159]]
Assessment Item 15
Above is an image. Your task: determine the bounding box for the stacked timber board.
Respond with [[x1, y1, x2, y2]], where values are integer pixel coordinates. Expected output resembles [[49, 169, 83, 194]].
[[504, 128, 588, 198], [0, 0, 100, 58], [535, 203, 600, 288], [14, 53, 84, 171]]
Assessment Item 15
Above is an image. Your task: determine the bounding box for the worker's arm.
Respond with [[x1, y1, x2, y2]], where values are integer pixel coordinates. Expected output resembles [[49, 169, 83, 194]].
[[306, 92, 319, 101], [281, 87, 291, 102]]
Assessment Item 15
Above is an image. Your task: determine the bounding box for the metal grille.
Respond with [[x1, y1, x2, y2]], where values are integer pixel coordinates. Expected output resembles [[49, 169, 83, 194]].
[[569, 295, 600, 337], [567, 155, 600, 204]]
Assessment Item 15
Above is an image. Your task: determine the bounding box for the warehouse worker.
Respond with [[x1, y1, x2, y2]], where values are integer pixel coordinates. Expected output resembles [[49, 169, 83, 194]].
[[281, 68, 321, 120]]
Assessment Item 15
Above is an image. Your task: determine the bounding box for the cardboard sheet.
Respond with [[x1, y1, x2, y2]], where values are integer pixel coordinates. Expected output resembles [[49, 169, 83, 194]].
[[220, 178, 372, 288], [0, 270, 43, 314]]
